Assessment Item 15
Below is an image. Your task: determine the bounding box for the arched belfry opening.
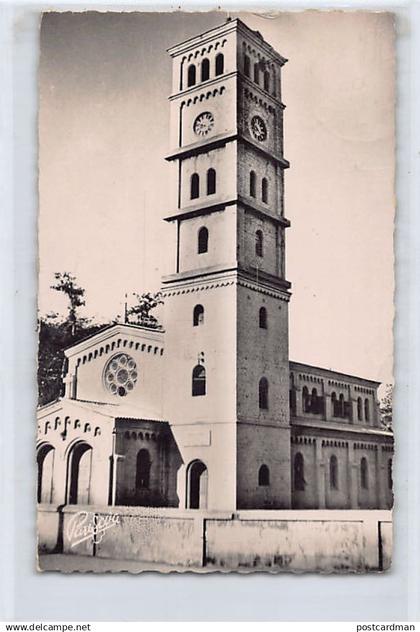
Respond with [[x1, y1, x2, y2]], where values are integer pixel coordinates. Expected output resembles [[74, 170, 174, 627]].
[[187, 460, 208, 509], [67, 441, 93, 504]]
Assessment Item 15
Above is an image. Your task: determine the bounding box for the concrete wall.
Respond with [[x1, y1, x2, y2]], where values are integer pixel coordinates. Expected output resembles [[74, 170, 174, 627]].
[[205, 510, 391, 572], [38, 505, 392, 572]]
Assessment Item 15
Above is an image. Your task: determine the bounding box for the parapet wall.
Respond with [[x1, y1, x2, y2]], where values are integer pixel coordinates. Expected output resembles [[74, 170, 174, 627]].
[[37, 505, 392, 572]]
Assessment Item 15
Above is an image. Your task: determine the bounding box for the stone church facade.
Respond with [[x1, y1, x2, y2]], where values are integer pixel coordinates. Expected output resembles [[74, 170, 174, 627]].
[[37, 18, 393, 514]]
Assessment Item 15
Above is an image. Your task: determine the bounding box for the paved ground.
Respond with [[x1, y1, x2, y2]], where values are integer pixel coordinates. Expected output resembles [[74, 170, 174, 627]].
[[38, 554, 206, 574]]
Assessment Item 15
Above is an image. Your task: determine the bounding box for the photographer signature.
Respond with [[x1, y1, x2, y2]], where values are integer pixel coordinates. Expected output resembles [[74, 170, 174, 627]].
[[66, 511, 120, 547]]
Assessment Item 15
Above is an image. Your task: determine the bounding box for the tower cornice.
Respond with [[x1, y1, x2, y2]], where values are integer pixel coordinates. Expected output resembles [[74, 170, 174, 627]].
[[161, 265, 291, 300], [163, 196, 290, 227], [166, 18, 287, 67], [165, 132, 289, 168]]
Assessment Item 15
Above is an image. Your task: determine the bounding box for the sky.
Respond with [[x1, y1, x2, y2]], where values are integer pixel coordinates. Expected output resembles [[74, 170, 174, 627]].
[[39, 10, 395, 384]]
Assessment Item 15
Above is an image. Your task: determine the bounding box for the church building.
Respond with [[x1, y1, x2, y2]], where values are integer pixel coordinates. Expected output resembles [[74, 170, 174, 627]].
[[37, 18, 393, 514]]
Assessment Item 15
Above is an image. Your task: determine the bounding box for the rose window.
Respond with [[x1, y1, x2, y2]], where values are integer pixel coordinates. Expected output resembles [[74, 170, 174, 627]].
[[104, 354, 138, 397]]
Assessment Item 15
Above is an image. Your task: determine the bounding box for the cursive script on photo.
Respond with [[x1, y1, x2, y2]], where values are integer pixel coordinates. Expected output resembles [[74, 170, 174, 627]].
[[66, 511, 120, 547]]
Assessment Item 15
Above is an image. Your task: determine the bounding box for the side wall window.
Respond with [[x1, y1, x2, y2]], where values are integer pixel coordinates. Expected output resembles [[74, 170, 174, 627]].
[[254, 62, 260, 84], [259, 306, 267, 329], [207, 168, 216, 195], [262, 178, 268, 203], [259, 377, 269, 410], [330, 455, 338, 489], [258, 464, 270, 486], [136, 449, 151, 489], [193, 304, 204, 326], [244, 54, 250, 77], [192, 365, 206, 396], [250, 170, 256, 197], [364, 398, 370, 422], [215, 53, 224, 76], [191, 173, 199, 199], [201, 58, 210, 82], [198, 227, 208, 254], [255, 230, 263, 257], [361, 457, 368, 489], [294, 453, 305, 491], [187, 64, 196, 87]]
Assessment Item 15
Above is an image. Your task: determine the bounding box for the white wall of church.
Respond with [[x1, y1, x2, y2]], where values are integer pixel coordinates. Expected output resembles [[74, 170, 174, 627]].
[[180, 143, 237, 210], [37, 405, 114, 506], [69, 341, 164, 418], [162, 282, 238, 510], [178, 205, 237, 273]]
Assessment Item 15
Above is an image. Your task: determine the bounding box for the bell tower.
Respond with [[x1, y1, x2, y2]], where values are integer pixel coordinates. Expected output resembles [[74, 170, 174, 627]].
[[162, 18, 292, 510]]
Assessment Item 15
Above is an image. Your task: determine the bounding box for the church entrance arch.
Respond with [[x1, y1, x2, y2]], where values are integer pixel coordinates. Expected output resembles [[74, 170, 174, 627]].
[[37, 443, 55, 503], [67, 441, 93, 504], [186, 460, 208, 509]]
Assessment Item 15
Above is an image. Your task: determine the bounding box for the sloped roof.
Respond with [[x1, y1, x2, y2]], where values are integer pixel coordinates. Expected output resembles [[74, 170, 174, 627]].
[[37, 397, 166, 423]]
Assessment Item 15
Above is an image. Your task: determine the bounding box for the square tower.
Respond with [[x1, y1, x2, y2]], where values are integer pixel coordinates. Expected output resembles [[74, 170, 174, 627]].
[[162, 18, 292, 511]]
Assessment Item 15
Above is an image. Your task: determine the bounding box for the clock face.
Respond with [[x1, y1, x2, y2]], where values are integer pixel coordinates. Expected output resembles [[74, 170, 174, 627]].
[[250, 115, 267, 142], [104, 353, 138, 397], [193, 111, 215, 137]]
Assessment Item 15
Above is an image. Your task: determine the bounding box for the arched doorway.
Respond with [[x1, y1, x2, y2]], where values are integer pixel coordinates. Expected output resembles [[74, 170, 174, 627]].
[[37, 443, 55, 503], [67, 441, 92, 504], [187, 460, 208, 509]]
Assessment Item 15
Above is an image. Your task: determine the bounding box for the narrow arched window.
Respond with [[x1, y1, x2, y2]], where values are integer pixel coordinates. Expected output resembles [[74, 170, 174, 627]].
[[207, 168, 216, 195], [258, 464, 270, 486], [136, 449, 151, 489], [330, 455, 338, 489], [302, 386, 309, 413], [215, 53, 224, 76], [263, 70, 270, 91], [262, 177, 268, 203], [259, 306, 267, 329], [357, 397, 363, 421], [339, 393, 345, 418], [364, 398, 370, 422], [198, 226, 208, 254], [254, 62, 260, 84], [191, 173, 199, 200], [294, 453, 305, 491], [192, 365, 206, 396], [201, 58, 210, 82], [250, 170, 256, 198], [255, 230, 263, 257], [259, 377, 269, 410], [311, 388, 318, 414], [331, 391, 338, 417], [388, 458, 393, 489], [361, 457, 368, 489], [187, 64, 196, 87], [244, 54, 250, 77], [193, 304, 204, 326]]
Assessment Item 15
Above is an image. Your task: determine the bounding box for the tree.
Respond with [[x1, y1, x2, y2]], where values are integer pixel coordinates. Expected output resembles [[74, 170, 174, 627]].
[[379, 384, 393, 431], [51, 272, 86, 337], [37, 314, 106, 406], [127, 292, 164, 329]]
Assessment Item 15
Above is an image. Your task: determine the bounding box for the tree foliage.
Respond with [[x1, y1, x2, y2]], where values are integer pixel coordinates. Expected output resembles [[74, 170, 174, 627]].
[[38, 275, 164, 406], [51, 272, 86, 337], [37, 315, 106, 406], [379, 383, 393, 431], [126, 292, 164, 329]]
